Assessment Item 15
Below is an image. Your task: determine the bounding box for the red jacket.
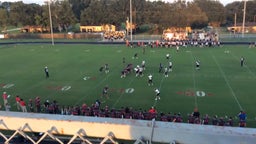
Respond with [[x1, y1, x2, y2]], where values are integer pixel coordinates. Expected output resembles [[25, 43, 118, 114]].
[[20, 101, 26, 106]]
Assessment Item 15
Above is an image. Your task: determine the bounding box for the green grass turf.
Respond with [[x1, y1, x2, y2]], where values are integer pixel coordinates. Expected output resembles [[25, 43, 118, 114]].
[[0, 43, 256, 127]]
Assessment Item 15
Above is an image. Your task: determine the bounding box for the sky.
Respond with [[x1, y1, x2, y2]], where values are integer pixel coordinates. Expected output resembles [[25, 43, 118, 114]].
[[158, 0, 241, 6], [0, 0, 46, 5], [0, 0, 241, 6]]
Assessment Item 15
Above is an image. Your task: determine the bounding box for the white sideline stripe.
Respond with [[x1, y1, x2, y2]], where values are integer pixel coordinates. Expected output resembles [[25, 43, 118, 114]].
[[190, 52, 198, 108], [212, 55, 243, 110]]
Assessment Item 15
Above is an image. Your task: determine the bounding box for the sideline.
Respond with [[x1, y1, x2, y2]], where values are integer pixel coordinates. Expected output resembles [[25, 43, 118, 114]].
[[0, 40, 252, 46]]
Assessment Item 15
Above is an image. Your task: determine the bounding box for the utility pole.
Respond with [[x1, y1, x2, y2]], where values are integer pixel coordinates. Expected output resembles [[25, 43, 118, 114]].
[[48, 0, 54, 45], [234, 13, 237, 35], [242, 0, 247, 38], [130, 0, 133, 42]]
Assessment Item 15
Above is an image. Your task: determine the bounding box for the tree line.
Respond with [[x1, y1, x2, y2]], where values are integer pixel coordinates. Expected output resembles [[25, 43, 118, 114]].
[[0, 0, 255, 33]]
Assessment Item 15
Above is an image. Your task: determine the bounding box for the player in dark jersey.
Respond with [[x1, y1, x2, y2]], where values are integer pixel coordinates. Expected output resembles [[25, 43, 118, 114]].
[[240, 57, 245, 67], [102, 85, 109, 98], [104, 64, 109, 73], [148, 74, 153, 86], [159, 63, 163, 73], [44, 66, 49, 78]]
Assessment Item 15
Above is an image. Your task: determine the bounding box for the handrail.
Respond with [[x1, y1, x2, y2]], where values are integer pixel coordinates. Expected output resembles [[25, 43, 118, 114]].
[[0, 111, 255, 144]]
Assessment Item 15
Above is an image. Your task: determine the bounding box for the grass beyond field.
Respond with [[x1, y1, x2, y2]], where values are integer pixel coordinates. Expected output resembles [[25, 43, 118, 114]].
[[0, 43, 256, 127]]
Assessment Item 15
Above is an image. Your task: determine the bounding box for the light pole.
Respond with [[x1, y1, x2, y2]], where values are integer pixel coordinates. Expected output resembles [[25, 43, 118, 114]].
[[242, 0, 247, 38], [130, 0, 132, 42], [234, 13, 237, 34], [48, 0, 54, 45]]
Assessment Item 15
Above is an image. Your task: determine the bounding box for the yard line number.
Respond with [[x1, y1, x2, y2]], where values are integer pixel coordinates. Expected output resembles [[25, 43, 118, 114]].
[[0, 83, 15, 89], [125, 88, 134, 94]]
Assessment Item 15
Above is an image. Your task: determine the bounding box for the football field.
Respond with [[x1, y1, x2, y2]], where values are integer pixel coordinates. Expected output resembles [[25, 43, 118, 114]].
[[0, 43, 256, 127]]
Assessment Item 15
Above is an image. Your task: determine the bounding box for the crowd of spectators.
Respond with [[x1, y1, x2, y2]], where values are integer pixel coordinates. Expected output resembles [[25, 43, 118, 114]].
[[2, 93, 247, 128], [159, 31, 220, 48], [104, 31, 126, 41], [126, 39, 221, 49]]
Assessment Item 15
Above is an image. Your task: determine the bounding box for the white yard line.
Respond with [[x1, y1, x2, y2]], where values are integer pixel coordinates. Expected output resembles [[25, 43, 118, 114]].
[[74, 73, 112, 105], [211, 55, 243, 110], [158, 74, 165, 90], [111, 77, 135, 108]]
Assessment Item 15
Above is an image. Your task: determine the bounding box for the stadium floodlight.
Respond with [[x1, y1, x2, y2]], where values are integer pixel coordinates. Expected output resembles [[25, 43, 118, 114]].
[[130, 0, 133, 42], [46, 0, 54, 46], [242, 0, 247, 38]]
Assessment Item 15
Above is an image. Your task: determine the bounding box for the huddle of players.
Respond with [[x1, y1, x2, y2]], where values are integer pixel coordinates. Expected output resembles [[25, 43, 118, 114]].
[[99, 64, 110, 74], [134, 61, 145, 77], [101, 51, 202, 101], [121, 53, 175, 101]]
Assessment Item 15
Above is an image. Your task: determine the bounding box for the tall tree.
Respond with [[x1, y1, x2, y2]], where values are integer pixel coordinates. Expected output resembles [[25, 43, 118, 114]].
[[226, 0, 256, 26], [47, 0, 77, 32], [24, 4, 43, 25], [54, 0, 77, 32], [244, 0, 256, 22], [2, 0, 256, 33], [106, 0, 128, 26], [80, 0, 111, 25], [185, 2, 208, 29], [8, 2, 42, 27], [0, 8, 8, 31], [132, 0, 147, 25], [8, 2, 25, 27], [169, 0, 189, 27], [68, 0, 91, 21], [194, 0, 226, 26], [225, 1, 244, 26]]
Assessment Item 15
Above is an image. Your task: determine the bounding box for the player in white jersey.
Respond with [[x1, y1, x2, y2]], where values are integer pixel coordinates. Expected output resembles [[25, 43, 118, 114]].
[[141, 60, 146, 70], [139, 67, 144, 77], [176, 46, 179, 52], [196, 60, 200, 70], [148, 74, 153, 86], [168, 61, 173, 72], [166, 53, 170, 60], [154, 88, 160, 100], [164, 67, 168, 77], [135, 65, 140, 77]]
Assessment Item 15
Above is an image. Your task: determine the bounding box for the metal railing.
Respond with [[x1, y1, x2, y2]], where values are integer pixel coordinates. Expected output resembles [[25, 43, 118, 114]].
[[0, 111, 256, 144]]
